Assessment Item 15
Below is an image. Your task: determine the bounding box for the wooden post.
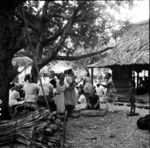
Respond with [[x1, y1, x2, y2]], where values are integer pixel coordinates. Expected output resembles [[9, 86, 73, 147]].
[[91, 68, 94, 85], [137, 72, 139, 89]]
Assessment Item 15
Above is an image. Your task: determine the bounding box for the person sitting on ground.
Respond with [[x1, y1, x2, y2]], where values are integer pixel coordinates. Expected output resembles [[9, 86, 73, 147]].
[[86, 86, 100, 110], [75, 85, 87, 110], [9, 84, 25, 114], [128, 80, 136, 114], [23, 74, 40, 107]]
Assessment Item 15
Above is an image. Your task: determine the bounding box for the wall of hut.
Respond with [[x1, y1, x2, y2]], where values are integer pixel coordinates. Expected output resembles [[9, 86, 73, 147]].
[[111, 66, 132, 95], [111, 65, 149, 97]]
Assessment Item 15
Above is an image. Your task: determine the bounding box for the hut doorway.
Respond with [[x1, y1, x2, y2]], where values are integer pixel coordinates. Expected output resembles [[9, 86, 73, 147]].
[[132, 70, 149, 95]]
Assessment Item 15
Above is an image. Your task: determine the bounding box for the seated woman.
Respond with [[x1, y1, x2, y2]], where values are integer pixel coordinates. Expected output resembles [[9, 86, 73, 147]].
[[86, 86, 100, 110], [38, 81, 56, 112], [9, 84, 25, 114], [75, 85, 87, 110]]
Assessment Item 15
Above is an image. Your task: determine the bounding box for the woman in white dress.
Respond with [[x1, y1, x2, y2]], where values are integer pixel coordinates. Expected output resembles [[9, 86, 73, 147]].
[[54, 73, 66, 114]]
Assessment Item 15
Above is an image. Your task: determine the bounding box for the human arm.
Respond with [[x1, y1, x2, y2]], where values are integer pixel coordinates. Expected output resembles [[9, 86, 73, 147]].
[[98, 83, 108, 88]]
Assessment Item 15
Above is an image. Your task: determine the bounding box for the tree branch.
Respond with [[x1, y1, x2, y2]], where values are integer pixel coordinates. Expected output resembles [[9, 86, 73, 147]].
[[41, 29, 63, 46], [39, 5, 82, 68], [55, 46, 114, 61], [15, 11, 40, 34], [22, 8, 40, 23]]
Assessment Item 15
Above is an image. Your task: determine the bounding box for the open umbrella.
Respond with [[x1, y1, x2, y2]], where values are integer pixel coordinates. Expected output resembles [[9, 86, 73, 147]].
[[12, 57, 32, 67]]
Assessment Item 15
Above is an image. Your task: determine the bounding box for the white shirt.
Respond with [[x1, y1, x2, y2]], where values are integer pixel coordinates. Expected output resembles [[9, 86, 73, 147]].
[[75, 94, 87, 110], [23, 83, 40, 102], [38, 83, 53, 96], [9, 90, 24, 106]]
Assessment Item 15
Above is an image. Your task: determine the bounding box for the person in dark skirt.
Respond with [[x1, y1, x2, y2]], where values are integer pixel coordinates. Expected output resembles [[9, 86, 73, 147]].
[[86, 86, 100, 110]]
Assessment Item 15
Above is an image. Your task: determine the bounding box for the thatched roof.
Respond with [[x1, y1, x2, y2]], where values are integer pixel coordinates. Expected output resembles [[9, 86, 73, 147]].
[[88, 21, 149, 68]]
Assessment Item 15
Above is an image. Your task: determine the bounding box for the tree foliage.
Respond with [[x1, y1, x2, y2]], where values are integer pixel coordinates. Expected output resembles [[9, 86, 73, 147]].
[[2, 0, 135, 75], [15, 1, 115, 66]]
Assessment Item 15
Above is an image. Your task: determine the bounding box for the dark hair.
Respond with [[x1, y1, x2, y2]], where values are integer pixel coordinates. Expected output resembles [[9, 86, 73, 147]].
[[50, 79, 57, 88], [64, 70, 68, 74], [57, 73, 65, 79], [9, 83, 15, 89], [107, 82, 113, 88], [76, 85, 84, 94], [24, 74, 31, 82], [64, 69, 74, 76], [105, 72, 111, 79]]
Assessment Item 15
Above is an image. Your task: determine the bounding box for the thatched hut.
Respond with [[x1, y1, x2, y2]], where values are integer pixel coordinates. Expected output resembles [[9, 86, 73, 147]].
[[88, 20, 149, 97]]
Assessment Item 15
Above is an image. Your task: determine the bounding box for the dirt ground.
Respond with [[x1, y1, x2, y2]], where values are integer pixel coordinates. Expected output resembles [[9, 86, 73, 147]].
[[65, 105, 150, 148]]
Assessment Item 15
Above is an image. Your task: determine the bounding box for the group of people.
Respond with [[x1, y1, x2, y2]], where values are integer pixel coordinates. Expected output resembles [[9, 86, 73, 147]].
[[76, 72, 118, 112], [9, 68, 136, 117], [9, 69, 78, 116]]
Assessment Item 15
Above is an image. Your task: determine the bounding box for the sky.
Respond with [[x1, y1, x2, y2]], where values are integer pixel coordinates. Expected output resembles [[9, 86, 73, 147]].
[[114, 0, 149, 23], [38, 0, 149, 23]]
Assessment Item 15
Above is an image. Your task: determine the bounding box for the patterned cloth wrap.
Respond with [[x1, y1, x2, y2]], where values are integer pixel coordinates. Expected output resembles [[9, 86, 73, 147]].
[[83, 83, 95, 94], [106, 88, 117, 103]]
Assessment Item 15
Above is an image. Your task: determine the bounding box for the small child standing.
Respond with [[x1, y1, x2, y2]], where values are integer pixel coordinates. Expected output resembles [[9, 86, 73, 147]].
[[128, 80, 136, 114]]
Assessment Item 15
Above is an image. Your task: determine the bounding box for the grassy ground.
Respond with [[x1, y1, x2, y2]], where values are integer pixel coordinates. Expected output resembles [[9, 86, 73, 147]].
[[65, 106, 150, 148]]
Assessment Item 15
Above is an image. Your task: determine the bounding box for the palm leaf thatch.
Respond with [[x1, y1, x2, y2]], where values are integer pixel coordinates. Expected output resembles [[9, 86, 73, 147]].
[[88, 20, 149, 68]]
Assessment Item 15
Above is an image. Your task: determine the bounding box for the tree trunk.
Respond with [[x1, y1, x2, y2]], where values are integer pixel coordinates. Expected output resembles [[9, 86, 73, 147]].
[[0, 62, 17, 120], [0, 8, 18, 120], [31, 64, 40, 83]]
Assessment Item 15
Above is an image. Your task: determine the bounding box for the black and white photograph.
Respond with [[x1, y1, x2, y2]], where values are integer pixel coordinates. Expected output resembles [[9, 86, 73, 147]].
[[0, 0, 149, 148]]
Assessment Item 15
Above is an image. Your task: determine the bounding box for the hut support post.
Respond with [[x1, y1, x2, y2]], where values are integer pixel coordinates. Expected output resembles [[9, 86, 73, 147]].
[[91, 68, 94, 85]]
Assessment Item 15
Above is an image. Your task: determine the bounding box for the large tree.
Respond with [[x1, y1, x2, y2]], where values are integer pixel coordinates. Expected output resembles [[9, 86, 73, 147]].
[[0, 0, 133, 120], [15, 0, 117, 82], [16, 0, 134, 82]]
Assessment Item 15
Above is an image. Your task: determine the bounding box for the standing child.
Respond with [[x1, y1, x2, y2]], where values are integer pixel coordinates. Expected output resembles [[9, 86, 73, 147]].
[[128, 80, 136, 114], [105, 83, 117, 113]]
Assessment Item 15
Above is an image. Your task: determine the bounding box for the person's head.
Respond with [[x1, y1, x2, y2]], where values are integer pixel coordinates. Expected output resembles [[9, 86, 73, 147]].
[[90, 86, 96, 96], [57, 73, 65, 81], [67, 69, 74, 76], [105, 72, 111, 80], [9, 83, 15, 90], [24, 74, 32, 83], [13, 84, 22, 92], [107, 83, 113, 89], [129, 80, 135, 87], [50, 70, 55, 79], [76, 85, 84, 95]]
